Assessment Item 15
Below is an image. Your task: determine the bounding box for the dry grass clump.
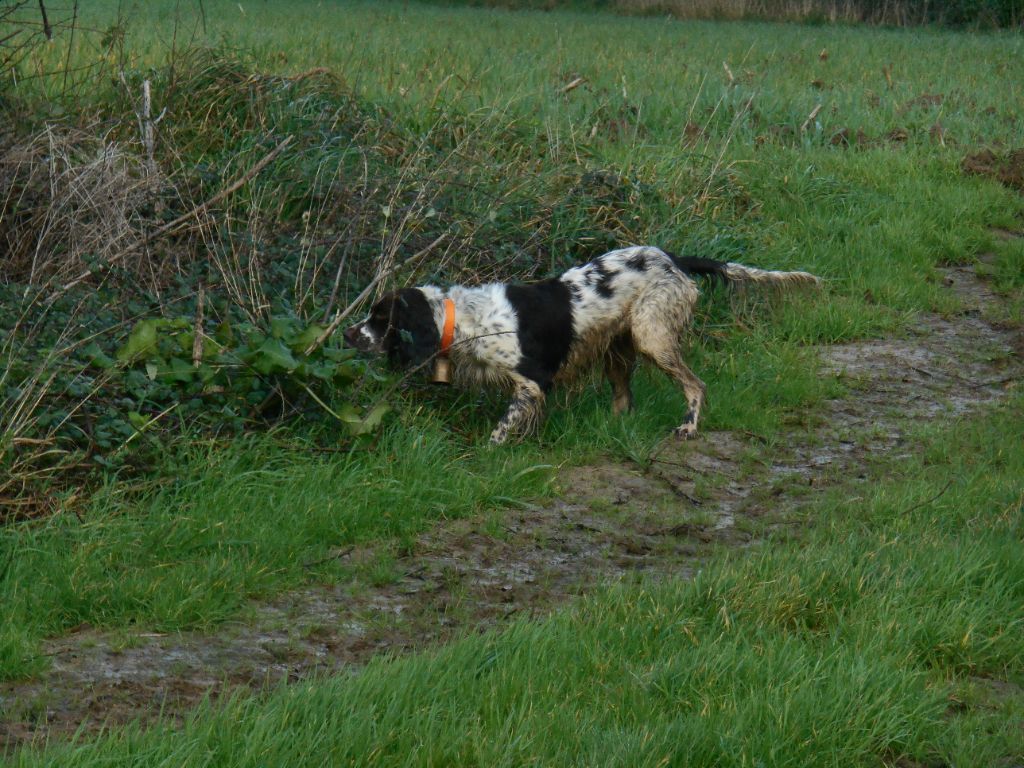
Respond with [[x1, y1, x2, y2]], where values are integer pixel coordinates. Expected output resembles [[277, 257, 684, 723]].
[[0, 127, 164, 286]]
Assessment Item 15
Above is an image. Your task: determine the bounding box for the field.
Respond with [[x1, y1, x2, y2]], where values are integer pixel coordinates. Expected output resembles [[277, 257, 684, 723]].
[[1, 0, 1023, 765]]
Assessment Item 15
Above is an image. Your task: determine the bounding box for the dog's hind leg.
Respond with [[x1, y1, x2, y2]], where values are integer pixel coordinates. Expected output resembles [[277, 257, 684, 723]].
[[635, 333, 706, 439], [490, 375, 545, 445], [631, 280, 706, 439], [603, 333, 636, 415]]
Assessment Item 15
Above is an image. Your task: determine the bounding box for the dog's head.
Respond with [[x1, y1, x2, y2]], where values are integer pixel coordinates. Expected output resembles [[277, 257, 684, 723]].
[[343, 288, 440, 367]]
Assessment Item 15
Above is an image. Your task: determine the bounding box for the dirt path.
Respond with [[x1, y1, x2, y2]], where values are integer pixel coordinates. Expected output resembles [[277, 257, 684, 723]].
[[1, 261, 1020, 749]]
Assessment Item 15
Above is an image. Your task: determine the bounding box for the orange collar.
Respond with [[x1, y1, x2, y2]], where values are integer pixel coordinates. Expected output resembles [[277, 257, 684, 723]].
[[440, 298, 455, 355]]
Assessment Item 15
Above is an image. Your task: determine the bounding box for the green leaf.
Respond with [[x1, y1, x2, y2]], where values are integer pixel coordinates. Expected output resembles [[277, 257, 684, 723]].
[[251, 337, 299, 374], [287, 323, 325, 354], [338, 402, 390, 436], [270, 316, 299, 340], [82, 342, 115, 369], [116, 319, 161, 363], [160, 356, 196, 384], [361, 403, 390, 430], [321, 346, 357, 363], [333, 362, 360, 384], [214, 320, 234, 346], [196, 362, 218, 384]]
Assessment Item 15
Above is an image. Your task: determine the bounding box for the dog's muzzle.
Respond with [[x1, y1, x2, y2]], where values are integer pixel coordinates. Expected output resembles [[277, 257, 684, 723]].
[[342, 324, 361, 348], [343, 323, 368, 350], [343, 322, 382, 353]]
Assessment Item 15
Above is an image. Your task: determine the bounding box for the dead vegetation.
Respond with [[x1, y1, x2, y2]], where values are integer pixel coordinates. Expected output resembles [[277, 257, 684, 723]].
[[0, 128, 162, 285]]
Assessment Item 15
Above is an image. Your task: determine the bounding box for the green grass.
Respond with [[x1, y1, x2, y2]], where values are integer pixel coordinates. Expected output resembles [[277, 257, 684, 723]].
[[0, 420, 554, 679], [16, 4, 1024, 302], [2, 2, 1023, 761], [4, 394, 1021, 767], [0, 324, 836, 682], [3, 0, 1021, 674]]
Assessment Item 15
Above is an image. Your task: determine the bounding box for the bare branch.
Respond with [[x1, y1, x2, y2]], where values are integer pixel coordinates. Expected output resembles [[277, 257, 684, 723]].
[[37, 0, 51, 40]]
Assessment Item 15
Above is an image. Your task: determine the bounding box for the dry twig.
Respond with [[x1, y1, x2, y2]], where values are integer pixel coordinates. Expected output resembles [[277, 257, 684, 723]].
[[800, 104, 823, 133], [560, 76, 586, 95]]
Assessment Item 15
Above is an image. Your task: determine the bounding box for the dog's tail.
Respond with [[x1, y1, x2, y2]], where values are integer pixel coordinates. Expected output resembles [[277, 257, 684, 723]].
[[667, 252, 821, 290]]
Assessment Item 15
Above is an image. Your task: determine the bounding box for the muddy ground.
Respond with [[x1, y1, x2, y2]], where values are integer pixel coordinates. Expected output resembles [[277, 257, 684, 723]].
[[1, 253, 1021, 750]]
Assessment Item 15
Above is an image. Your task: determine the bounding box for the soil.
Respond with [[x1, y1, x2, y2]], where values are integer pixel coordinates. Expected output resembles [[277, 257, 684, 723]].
[[962, 148, 1024, 192], [1, 257, 1021, 750]]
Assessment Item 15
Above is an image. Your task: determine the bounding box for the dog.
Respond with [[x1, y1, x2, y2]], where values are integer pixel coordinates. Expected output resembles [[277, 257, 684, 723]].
[[343, 246, 820, 444]]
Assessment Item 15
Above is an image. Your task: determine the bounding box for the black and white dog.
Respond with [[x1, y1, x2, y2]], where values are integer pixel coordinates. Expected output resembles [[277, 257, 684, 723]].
[[344, 246, 819, 444]]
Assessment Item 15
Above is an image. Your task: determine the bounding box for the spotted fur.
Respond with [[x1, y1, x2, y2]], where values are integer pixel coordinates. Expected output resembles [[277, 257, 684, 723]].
[[344, 246, 820, 444]]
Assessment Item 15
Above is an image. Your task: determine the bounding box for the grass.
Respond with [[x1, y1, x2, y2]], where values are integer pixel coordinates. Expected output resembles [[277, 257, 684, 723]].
[[429, 0, 1024, 26], [0, 419, 554, 678], [1, 1, 1023, 762], [13, 2, 1020, 326], [0, 327, 837, 682], [3, 394, 1021, 767]]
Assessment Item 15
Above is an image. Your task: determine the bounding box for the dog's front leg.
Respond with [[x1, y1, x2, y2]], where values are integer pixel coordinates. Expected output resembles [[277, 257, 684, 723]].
[[490, 378, 545, 445]]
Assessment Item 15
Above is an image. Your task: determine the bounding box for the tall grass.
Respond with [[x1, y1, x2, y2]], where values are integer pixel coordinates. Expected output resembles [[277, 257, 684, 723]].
[[8, 2, 1024, 305]]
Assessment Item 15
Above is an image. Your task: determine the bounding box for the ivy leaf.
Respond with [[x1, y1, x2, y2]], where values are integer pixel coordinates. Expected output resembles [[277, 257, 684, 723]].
[[214, 320, 234, 346], [286, 323, 325, 354], [322, 346, 357, 363], [160, 356, 196, 384], [360, 403, 390, 430], [196, 362, 218, 384], [270, 316, 299, 340], [333, 362, 360, 384], [127, 411, 148, 430]]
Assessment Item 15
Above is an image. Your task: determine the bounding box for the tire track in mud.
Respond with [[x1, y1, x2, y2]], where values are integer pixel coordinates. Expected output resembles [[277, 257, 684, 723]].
[[2, 263, 1020, 749]]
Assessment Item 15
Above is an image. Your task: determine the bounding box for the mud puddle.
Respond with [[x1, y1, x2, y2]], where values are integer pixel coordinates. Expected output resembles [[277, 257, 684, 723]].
[[1, 263, 1020, 749]]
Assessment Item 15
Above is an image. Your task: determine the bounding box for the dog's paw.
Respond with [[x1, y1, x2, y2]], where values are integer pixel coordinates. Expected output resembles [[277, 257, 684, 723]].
[[674, 424, 698, 440]]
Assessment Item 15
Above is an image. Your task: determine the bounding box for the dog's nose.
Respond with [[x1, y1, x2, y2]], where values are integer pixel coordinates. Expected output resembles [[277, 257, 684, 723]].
[[343, 325, 360, 347]]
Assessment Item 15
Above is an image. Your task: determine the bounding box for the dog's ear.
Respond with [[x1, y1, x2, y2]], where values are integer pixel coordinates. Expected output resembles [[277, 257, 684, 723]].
[[386, 288, 440, 368]]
